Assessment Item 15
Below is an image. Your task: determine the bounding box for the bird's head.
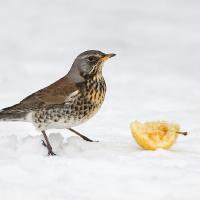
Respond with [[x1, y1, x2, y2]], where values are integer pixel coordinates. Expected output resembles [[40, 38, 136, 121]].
[[68, 50, 116, 82]]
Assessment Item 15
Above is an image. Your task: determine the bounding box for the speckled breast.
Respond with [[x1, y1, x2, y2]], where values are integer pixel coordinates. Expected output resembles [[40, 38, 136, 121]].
[[33, 76, 106, 130]]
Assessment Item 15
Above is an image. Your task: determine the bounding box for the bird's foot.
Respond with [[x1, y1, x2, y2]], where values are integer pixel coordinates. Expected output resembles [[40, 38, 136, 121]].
[[42, 140, 56, 156], [47, 145, 56, 156], [82, 137, 99, 143], [48, 149, 56, 156], [68, 128, 99, 142]]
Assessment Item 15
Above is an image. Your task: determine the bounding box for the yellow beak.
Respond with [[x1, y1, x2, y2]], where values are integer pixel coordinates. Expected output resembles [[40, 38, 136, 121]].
[[101, 53, 116, 62]]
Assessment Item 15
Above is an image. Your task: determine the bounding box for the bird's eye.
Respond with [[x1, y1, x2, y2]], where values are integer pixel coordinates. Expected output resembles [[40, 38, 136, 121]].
[[87, 56, 97, 62]]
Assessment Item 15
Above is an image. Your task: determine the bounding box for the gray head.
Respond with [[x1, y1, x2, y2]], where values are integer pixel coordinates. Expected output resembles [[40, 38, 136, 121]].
[[68, 50, 116, 82]]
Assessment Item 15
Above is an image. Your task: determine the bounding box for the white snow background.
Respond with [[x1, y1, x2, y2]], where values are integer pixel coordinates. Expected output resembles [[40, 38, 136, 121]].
[[0, 0, 200, 199]]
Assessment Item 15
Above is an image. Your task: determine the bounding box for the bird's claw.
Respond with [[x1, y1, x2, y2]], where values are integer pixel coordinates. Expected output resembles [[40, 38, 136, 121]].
[[48, 151, 56, 156]]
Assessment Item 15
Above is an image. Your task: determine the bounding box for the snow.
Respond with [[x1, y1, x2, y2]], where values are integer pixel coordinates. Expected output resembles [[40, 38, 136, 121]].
[[0, 0, 200, 199]]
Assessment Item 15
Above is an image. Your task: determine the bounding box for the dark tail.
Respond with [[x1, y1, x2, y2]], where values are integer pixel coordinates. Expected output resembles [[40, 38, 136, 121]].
[[0, 109, 28, 122]]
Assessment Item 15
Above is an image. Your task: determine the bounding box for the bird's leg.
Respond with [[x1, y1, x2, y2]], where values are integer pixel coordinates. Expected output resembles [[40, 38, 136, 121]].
[[42, 131, 56, 156], [42, 140, 47, 147], [67, 128, 99, 142]]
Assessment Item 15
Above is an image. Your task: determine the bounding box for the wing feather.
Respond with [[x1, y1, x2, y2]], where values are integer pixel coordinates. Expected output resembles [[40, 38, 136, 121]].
[[3, 76, 78, 112]]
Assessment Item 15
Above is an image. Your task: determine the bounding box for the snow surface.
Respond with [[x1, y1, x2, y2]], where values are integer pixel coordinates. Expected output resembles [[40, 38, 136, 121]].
[[0, 0, 200, 199]]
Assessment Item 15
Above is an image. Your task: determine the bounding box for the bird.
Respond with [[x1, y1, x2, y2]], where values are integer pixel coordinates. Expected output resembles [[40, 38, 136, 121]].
[[0, 50, 116, 155]]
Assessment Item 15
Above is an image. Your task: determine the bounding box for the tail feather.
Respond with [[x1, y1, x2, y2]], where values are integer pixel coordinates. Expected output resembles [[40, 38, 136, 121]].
[[0, 110, 28, 122]]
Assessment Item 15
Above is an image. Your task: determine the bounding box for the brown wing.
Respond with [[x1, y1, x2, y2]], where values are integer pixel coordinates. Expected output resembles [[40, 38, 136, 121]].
[[3, 76, 78, 112]]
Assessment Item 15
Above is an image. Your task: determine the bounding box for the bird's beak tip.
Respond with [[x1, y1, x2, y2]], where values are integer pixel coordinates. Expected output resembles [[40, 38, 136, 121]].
[[107, 53, 116, 58], [101, 53, 116, 61]]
